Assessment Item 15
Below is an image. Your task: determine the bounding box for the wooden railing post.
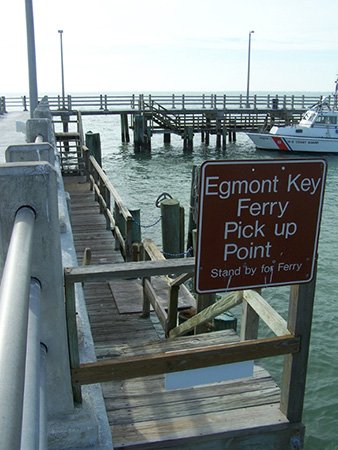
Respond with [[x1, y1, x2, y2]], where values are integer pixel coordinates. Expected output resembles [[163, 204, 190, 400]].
[[64, 278, 82, 403], [125, 217, 133, 262], [280, 272, 317, 422], [240, 301, 259, 341]]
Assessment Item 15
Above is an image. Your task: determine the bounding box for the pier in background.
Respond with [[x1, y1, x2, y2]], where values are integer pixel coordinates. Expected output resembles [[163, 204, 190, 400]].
[[2, 92, 328, 151]]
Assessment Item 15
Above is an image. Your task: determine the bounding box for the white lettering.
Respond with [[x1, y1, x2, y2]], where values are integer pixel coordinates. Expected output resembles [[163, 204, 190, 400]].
[[237, 199, 289, 218], [287, 174, 321, 195]]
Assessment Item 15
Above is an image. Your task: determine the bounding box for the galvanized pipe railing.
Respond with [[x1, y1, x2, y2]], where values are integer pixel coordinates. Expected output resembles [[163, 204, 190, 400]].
[[0, 206, 36, 450], [20, 278, 44, 450]]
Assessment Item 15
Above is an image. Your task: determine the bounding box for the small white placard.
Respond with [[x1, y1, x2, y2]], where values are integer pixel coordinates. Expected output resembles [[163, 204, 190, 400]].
[[165, 360, 254, 390]]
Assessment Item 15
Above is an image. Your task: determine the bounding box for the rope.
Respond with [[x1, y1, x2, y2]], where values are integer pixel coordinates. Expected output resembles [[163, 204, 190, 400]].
[[161, 247, 193, 258], [132, 216, 162, 229]]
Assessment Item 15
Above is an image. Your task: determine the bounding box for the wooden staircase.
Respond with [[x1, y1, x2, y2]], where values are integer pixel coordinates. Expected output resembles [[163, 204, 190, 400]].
[[53, 111, 85, 174]]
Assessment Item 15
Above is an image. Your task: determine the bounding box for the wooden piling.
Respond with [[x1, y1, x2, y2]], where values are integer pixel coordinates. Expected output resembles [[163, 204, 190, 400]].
[[85, 131, 102, 167], [187, 165, 199, 253], [160, 199, 181, 259], [134, 115, 151, 152], [205, 118, 210, 145], [216, 119, 221, 149], [183, 127, 193, 151], [222, 127, 227, 150], [163, 132, 171, 144], [130, 209, 141, 244], [120, 114, 130, 143]]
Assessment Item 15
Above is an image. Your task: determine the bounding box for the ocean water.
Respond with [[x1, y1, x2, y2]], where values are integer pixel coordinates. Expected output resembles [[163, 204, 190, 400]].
[[81, 112, 338, 450]]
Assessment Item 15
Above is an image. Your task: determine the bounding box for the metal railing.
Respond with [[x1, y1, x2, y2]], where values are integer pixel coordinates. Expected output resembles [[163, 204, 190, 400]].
[[2, 93, 328, 112], [0, 207, 47, 448]]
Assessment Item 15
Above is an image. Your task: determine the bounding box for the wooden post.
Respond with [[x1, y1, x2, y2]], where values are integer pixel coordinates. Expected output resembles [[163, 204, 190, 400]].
[[134, 115, 151, 152], [125, 217, 133, 262], [160, 199, 181, 259], [85, 131, 102, 167], [195, 293, 216, 334], [104, 184, 111, 230], [179, 205, 185, 257], [240, 299, 259, 341], [64, 279, 82, 403], [120, 114, 130, 143], [166, 285, 179, 336], [222, 127, 227, 150], [216, 119, 221, 148], [164, 132, 171, 144], [280, 273, 317, 423], [114, 204, 123, 251], [232, 120, 237, 142], [205, 118, 210, 145], [142, 251, 151, 318], [130, 209, 141, 244], [187, 165, 199, 253], [183, 127, 193, 151]]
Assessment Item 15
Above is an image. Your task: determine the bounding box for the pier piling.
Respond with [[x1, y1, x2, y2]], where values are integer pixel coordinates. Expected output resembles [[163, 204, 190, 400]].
[[85, 131, 102, 167], [120, 114, 130, 143], [160, 198, 183, 258]]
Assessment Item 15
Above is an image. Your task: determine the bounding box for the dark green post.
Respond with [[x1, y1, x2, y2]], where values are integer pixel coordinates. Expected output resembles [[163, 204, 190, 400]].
[[85, 131, 102, 166], [120, 114, 130, 143], [134, 115, 151, 152], [160, 199, 181, 259]]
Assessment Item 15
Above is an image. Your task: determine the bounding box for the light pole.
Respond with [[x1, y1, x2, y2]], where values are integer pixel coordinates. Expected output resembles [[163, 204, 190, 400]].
[[25, 0, 38, 117], [58, 30, 65, 109], [246, 30, 254, 108]]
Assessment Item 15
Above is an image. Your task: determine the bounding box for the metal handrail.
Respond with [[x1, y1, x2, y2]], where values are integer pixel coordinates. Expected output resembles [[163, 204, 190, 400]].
[[0, 206, 36, 449], [20, 278, 45, 450]]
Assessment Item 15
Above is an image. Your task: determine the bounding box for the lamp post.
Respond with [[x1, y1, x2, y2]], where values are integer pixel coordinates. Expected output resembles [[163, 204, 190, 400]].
[[246, 30, 254, 108], [58, 30, 65, 109], [25, 0, 38, 117]]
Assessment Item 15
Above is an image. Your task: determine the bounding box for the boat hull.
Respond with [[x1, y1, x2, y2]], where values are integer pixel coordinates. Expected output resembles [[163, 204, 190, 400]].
[[247, 132, 338, 153]]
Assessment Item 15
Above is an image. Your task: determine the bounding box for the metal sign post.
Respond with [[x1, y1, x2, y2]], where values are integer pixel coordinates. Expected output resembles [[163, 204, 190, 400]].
[[195, 159, 327, 294]]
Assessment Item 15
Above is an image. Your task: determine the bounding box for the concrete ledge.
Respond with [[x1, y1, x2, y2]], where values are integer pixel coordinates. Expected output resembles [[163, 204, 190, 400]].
[[6, 142, 55, 165]]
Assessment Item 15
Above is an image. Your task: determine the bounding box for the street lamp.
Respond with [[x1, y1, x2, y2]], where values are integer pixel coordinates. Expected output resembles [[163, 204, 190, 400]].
[[58, 30, 65, 109], [246, 30, 254, 108], [25, 0, 38, 117]]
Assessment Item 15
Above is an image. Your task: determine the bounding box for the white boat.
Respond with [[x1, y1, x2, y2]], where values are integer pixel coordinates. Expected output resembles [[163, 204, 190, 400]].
[[247, 96, 338, 153]]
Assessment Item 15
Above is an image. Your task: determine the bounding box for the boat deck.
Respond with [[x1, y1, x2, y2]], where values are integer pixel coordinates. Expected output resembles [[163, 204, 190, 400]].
[[63, 175, 304, 449]]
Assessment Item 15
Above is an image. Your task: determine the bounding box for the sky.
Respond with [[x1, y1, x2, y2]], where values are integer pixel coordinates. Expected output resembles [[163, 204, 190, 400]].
[[1, 0, 338, 95]]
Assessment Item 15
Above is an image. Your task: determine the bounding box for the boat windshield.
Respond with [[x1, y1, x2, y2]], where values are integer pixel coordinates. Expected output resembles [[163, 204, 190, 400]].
[[300, 111, 316, 125]]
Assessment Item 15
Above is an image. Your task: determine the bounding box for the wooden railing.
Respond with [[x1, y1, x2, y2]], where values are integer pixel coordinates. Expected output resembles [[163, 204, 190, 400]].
[[65, 151, 316, 425], [64, 256, 315, 423], [84, 152, 140, 262], [3, 93, 328, 112]]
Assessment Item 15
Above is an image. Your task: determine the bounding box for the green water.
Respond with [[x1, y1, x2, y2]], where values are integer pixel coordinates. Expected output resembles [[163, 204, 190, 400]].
[[82, 113, 338, 449]]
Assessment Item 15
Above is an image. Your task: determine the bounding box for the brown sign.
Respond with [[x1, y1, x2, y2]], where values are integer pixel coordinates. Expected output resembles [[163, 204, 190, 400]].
[[195, 159, 327, 294]]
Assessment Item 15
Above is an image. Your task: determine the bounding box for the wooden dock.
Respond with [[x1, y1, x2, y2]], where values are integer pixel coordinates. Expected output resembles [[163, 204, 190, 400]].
[[64, 175, 305, 449]]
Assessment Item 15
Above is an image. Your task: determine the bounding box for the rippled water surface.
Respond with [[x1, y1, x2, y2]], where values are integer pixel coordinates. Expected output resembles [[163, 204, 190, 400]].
[[82, 114, 338, 449]]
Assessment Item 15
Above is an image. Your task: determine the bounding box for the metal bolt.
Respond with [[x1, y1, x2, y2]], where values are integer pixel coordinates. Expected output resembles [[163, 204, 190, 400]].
[[290, 436, 303, 449]]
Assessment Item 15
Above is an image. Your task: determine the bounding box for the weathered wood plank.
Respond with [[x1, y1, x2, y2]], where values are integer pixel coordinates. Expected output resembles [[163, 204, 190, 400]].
[[109, 277, 195, 314], [109, 403, 302, 450], [65, 258, 195, 283], [243, 290, 290, 336], [72, 335, 300, 385], [280, 275, 316, 422], [169, 290, 243, 338]]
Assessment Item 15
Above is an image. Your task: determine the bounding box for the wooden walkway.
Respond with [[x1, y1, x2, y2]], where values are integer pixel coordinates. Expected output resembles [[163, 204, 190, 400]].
[[64, 175, 304, 449]]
